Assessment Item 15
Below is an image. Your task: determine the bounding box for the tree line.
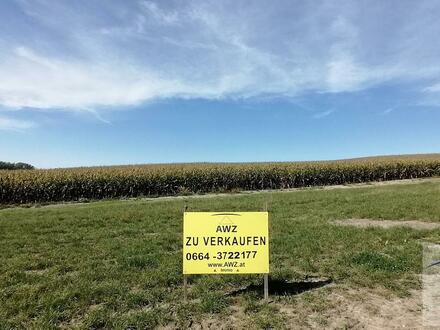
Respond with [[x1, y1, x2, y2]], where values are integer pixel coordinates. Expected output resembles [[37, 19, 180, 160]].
[[0, 161, 34, 170]]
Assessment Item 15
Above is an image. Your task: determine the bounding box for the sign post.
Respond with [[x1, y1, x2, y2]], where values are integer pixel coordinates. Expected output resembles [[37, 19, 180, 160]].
[[183, 211, 269, 299]]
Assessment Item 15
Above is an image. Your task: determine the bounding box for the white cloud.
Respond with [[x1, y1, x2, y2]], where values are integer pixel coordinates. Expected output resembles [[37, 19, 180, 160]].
[[0, 47, 183, 109], [423, 83, 440, 93], [1, 0, 440, 111], [382, 107, 395, 115], [313, 110, 334, 119], [139, 1, 179, 26], [0, 116, 35, 131], [418, 82, 440, 107]]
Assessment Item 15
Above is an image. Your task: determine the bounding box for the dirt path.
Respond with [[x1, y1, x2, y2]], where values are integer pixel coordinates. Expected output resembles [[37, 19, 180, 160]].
[[333, 219, 440, 230]]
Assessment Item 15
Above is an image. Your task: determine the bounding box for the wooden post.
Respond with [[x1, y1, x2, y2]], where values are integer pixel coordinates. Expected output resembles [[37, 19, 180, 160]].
[[183, 203, 188, 302], [264, 274, 269, 300], [263, 200, 269, 300], [183, 275, 188, 302]]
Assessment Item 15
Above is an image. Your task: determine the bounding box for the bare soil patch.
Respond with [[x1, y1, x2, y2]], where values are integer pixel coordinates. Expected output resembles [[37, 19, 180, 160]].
[[333, 219, 440, 230], [295, 288, 422, 329], [160, 287, 422, 329]]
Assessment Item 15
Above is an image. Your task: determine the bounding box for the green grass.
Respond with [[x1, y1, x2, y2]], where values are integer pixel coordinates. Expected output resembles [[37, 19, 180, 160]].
[[1, 179, 439, 328]]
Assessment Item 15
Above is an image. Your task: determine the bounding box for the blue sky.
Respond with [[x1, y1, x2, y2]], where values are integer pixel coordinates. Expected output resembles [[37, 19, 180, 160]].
[[1, 0, 439, 168]]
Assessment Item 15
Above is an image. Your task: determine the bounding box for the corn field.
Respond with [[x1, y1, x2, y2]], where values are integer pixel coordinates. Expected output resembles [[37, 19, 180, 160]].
[[1, 155, 439, 204]]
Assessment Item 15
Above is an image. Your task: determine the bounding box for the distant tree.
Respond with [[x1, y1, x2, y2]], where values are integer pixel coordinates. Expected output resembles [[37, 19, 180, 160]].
[[0, 161, 34, 170]]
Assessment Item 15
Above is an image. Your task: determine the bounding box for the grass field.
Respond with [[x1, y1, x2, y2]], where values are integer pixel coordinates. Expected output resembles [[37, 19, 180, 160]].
[[1, 179, 440, 328]]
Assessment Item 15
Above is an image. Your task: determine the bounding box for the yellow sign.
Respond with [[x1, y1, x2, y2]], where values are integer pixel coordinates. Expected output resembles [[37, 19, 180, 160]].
[[183, 212, 269, 274]]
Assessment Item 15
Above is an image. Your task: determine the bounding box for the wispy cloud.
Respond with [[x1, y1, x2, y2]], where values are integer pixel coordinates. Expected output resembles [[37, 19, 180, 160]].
[[418, 82, 440, 107], [0, 116, 35, 131], [82, 108, 112, 125], [423, 83, 440, 93], [312, 110, 334, 119], [382, 107, 395, 115], [1, 0, 440, 112], [139, 1, 180, 26], [0, 47, 179, 109]]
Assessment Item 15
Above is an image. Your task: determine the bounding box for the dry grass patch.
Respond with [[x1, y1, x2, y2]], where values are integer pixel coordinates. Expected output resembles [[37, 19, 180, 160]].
[[276, 287, 422, 329]]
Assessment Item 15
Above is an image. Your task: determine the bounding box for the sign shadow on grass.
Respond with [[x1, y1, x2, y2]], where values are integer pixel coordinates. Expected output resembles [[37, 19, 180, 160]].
[[226, 277, 332, 297]]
